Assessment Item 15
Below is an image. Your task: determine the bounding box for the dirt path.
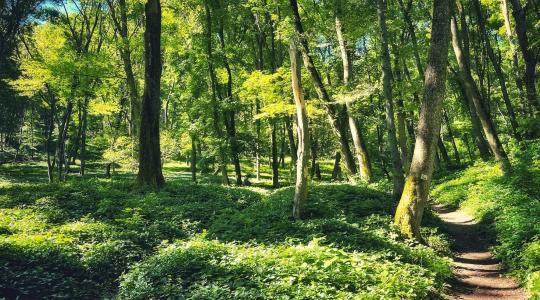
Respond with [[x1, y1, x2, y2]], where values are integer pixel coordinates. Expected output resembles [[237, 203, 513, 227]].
[[433, 205, 525, 300]]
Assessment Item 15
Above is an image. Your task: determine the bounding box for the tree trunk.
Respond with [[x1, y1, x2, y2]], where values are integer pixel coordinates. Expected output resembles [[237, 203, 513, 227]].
[[394, 0, 452, 240], [79, 97, 89, 176], [377, 0, 405, 200], [397, 0, 424, 77], [290, 41, 310, 219], [438, 135, 451, 166], [191, 136, 197, 183], [137, 0, 165, 188], [500, 0, 526, 108], [57, 101, 73, 181], [472, 0, 520, 140], [331, 151, 342, 181], [290, 0, 357, 176], [204, 0, 229, 185], [335, 4, 372, 181], [216, 6, 242, 186], [508, 0, 539, 113], [454, 73, 491, 160], [450, 16, 511, 173], [270, 120, 279, 188], [285, 115, 297, 166], [444, 111, 461, 165], [108, 0, 140, 137]]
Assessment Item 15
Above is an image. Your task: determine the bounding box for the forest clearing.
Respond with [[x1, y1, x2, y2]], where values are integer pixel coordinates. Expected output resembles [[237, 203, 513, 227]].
[[1, 0, 539, 298]]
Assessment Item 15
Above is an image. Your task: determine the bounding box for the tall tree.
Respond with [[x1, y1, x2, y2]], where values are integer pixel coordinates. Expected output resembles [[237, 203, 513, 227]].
[[290, 41, 310, 219], [335, 0, 372, 182], [507, 0, 539, 113], [450, 14, 511, 173], [394, 0, 452, 240], [290, 0, 358, 176], [137, 0, 165, 188], [472, 0, 520, 140], [377, 0, 405, 199]]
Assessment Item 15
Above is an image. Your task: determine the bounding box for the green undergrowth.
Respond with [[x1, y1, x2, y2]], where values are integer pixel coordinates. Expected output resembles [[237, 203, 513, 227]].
[[0, 166, 451, 299], [431, 140, 540, 298]]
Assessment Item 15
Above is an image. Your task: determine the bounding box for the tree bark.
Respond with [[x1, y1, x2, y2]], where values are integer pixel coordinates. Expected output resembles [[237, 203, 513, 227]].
[[79, 97, 89, 176], [204, 0, 229, 185], [500, 0, 525, 108], [472, 0, 520, 140], [107, 0, 140, 137], [377, 0, 405, 200], [453, 72, 491, 160], [444, 110, 461, 165], [289, 0, 357, 176], [136, 0, 165, 188], [335, 3, 372, 181], [290, 41, 310, 219], [216, 3, 242, 185], [450, 15, 511, 173], [508, 0, 539, 113], [191, 136, 197, 183], [270, 120, 279, 188], [394, 0, 452, 240]]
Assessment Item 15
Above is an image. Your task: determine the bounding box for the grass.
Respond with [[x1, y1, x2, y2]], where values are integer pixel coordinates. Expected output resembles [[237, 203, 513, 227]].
[[0, 161, 451, 299]]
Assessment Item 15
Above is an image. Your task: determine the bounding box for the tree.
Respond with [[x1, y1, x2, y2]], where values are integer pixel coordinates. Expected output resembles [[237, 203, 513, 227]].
[[394, 0, 452, 240], [289, 0, 358, 176], [290, 40, 310, 219], [137, 0, 165, 188], [450, 13, 511, 173], [377, 0, 405, 200]]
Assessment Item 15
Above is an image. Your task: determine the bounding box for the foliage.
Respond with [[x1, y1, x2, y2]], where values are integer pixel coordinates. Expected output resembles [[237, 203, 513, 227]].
[[0, 164, 451, 299]]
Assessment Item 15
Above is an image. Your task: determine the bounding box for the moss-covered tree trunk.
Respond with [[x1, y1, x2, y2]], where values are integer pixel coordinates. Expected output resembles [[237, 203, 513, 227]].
[[136, 0, 164, 188], [394, 0, 451, 240], [290, 41, 310, 220]]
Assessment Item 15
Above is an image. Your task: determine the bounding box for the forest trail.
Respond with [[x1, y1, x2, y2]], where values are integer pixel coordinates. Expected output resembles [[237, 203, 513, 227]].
[[433, 205, 525, 300]]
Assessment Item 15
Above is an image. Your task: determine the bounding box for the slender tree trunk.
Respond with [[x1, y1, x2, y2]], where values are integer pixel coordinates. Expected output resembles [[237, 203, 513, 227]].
[[108, 0, 140, 137], [331, 151, 342, 181], [394, 0, 452, 240], [377, 0, 405, 199], [397, 0, 424, 77], [290, 41, 310, 219], [79, 97, 89, 176], [57, 101, 73, 181], [270, 120, 279, 188], [444, 111, 461, 165], [217, 6, 242, 185], [472, 0, 520, 140], [335, 4, 372, 181], [46, 93, 56, 183], [450, 16, 511, 173], [191, 136, 197, 183], [285, 115, 297, 166], [508, 0, 539, 113], [394, 58, 410, 171], [500, 0, 526, 108], [438, 136, 451, 166], [290, 0, 357, 175], [454, 73, 491, 160], [137, 0, 165, 188], [204, 0, 229, 185]]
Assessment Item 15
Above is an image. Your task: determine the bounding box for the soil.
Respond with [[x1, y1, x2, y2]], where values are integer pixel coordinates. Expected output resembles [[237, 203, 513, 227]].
[[433, 205, 526, 300]]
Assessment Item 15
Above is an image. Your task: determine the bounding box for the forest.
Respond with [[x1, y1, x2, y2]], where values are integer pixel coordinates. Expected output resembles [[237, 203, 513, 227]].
[[0, 0, 539, 298]]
